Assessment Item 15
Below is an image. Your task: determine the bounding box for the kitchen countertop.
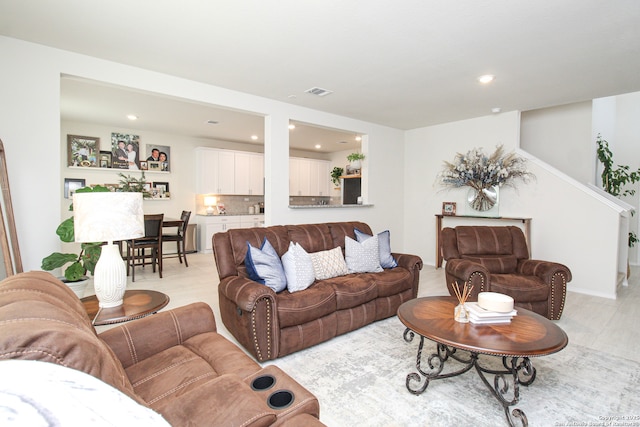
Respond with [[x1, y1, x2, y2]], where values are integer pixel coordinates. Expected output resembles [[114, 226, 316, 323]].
[[288, 204, 374, 209]]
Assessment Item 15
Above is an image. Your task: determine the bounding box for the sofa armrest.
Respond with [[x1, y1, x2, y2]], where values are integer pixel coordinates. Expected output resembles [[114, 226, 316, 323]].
[[219, 275, 277, 312], [517, 259, 571, 320], [99, 302, 217, 369], [155, 374, 277, 427], [392, 252, 423, 272], [444, 258, 490, 298], [517, 259, 572, 283]]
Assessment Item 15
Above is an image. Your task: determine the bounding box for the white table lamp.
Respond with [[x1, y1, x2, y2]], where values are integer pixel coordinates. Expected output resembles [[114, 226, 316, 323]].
[[73, 192, 144, 307], [204, 196, 217, 215]]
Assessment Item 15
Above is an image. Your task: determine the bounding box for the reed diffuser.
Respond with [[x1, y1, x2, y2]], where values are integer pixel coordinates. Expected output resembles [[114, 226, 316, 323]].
[[453, 281, 473, 323]]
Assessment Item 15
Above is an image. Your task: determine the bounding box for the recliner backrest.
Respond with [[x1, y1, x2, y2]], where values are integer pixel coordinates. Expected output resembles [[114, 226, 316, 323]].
[[442, 226, 529, 274]]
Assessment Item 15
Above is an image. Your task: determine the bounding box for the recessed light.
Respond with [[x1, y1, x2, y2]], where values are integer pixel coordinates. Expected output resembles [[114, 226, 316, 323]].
[[251, 135, 258, 140], [315, 144, 321, 149], [492, 107, 502, 113], [355, 136, 362, 142], [478, 75, 495, 84], [127, 114, 138, 120], [288, 124, 296, 130]]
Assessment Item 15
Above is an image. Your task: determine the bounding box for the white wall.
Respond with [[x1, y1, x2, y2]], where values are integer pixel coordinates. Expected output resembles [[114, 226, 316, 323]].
[[520, 101, 593, 183], [0, 36, 405, 273], [404, 112, 622, 298]]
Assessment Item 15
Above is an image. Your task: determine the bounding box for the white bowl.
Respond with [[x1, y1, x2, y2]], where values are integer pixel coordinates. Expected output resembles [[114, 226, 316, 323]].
[[477, 292, 514, 313]]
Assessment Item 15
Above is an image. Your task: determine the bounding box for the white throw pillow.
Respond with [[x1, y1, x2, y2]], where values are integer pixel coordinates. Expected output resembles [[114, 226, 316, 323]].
[[354, 228, 398, 269], [345, 235, 383, 273], [282, 242, 315, 292], [310, 246, 349, 280]]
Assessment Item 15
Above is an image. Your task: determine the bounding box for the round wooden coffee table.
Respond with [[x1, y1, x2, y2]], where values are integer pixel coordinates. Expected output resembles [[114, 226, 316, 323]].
[[81, 290, 170, 326], [397, 296, 568, 427]]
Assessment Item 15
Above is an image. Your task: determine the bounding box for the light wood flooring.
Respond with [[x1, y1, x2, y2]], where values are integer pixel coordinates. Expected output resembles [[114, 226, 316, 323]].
[[94, 252, 640, 364]]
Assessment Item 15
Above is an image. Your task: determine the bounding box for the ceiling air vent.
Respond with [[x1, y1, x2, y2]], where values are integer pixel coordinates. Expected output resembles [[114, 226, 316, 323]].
[[305, 87, 333, 97]]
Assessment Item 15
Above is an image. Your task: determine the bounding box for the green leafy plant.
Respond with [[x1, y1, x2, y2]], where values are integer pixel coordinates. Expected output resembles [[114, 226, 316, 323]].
[[596, 134, 640, 247], [330, 166, 344, 186], [118, 172, 152, 197], [41, 185, 110, 281], [347, 152, 365, 162]]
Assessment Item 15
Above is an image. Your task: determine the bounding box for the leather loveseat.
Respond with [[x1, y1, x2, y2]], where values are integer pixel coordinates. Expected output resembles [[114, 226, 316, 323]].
[[441, 225, 571, 320], [0, 271, 324, 426], [213, 221, 423, 362]]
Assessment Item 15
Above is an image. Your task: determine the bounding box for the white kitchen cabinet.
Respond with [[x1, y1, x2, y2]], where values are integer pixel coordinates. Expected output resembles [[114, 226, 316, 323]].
[[234, 152, 264, 195], [240, 215, 265, 228], [290, 157, 330, 197], [197, 215, 241, 253], [195, 148, 235, 194]]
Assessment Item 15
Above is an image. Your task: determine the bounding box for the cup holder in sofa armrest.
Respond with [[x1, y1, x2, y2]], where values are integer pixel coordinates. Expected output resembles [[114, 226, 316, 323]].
[[251, 375, 276, 391], [268, 390, 294, 409]]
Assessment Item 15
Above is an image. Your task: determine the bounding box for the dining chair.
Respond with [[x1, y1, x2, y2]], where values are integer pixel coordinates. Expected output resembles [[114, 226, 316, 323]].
[[162, 210, 191, 267], [126, 213, 164, 282]]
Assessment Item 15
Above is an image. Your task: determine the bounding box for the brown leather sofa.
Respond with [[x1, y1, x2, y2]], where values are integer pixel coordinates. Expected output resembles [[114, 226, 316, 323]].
[[0, 271, 324, 426], [441, 225, 571, 320], [213, 221, 423, 362]]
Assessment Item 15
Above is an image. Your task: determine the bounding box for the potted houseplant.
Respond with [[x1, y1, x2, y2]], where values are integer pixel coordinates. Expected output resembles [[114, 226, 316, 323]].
[[347, 152, 365, 170], [596, 133, 640, 253], [330, 166, 344, 187], [41, 185, 110, 297]]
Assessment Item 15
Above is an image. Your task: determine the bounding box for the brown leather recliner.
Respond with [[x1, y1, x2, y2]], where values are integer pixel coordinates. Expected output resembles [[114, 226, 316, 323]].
[[0, 271, 324, 426], [441, 225, 571, 320]]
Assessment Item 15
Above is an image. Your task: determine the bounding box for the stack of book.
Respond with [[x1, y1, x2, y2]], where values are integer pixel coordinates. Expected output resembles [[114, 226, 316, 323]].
[[465, 302, 517, 324]]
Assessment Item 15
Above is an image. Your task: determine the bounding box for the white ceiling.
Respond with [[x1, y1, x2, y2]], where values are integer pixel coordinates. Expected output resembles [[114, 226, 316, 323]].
[[3, 0, 640, 143]]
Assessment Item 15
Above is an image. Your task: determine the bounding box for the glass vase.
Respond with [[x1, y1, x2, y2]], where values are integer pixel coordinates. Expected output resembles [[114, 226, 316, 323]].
[[454, 303, 469, 323], [467, 186, 498, 211]]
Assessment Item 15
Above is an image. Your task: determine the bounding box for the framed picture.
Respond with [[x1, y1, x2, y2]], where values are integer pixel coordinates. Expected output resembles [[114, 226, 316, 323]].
[[99, 150, 112, 168], [64, 178, 86, 199], [442, 202, 457, 216], [152, 181, 169, 198], [67, 135, 99, 167], [147, 161, 161, 171], [103, 183, 120, 192], [145, 144, 171, 172], [139, 161, 148, 170], [111, 132, 140, 170]]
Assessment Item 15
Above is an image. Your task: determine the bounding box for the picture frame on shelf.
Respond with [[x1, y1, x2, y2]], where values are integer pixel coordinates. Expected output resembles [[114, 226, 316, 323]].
[[64, 178, 86, 199], [103, 183, 120, 192], [111, 132, 140, 170], [442, 202, 457, 216], [152, 181, 170, 198], [99, 150, 112, 168], [145, 144, 170, 172], [67, 135, 99, 167], [139, 161, 148, 170], [147, 161, 161, 171]]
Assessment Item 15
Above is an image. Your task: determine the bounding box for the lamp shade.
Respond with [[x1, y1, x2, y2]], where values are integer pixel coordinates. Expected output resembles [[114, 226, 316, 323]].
[[204, 196, 217, 206], [73, 192, 144, 243]]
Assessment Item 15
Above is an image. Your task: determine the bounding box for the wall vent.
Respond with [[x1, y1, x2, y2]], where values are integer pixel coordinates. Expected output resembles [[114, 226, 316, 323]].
[[304, 87, 333, 97]]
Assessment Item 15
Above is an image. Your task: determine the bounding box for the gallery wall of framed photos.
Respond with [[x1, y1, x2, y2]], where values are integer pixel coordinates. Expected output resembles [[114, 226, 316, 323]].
[[65, 133, 173, 200]]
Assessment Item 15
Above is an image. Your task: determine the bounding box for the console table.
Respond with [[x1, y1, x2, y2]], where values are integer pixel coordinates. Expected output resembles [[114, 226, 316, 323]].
[[435, 214, 531, 268]]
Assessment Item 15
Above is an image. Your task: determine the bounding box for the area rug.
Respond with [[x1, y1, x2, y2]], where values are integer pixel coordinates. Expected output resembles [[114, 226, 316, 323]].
[[266, 316, 640, 427]]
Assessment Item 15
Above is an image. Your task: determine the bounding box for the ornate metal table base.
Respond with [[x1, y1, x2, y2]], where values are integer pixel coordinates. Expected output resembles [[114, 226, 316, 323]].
[[403, 328, 536, 427]]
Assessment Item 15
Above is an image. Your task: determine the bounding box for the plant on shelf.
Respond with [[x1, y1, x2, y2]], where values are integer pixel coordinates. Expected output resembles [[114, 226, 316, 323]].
[[330, 166, 344, 187], [596, 133, 640, 247], [41, 185, 110, 282], [118, 172, 152, 197], [347, 152, 365, 163]]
